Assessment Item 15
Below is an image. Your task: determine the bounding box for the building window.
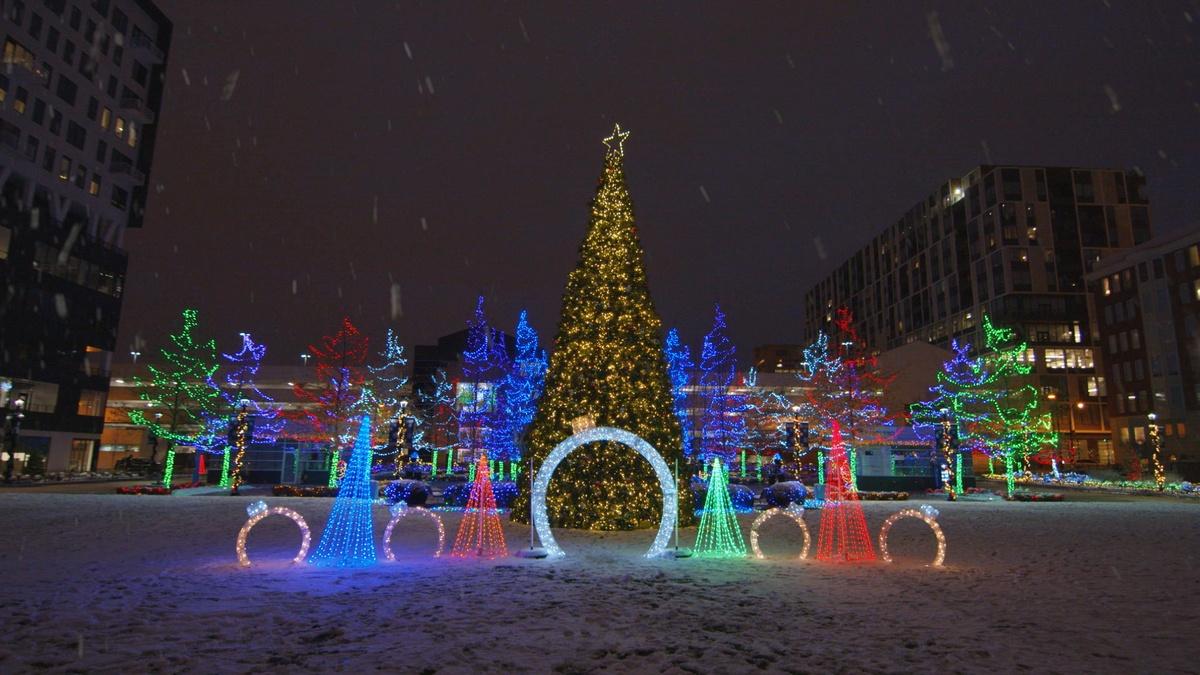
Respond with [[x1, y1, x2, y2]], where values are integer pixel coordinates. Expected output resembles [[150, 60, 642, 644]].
[[29, 11, 44, 39], [2, 37, 37, 72], [1, 378, 60, 413], [42, 145, 55, 171], [66, 120, 86, 149], [58, 155, 72, 181], [55, 73, 78, 105], [1065, 348, 1094, 370], [95, 138, 107, 163], [1044, 348, 1066, 370], [1131, 329, 1141, 349], [1086, 376, 1106, 397], [100, 106, 111, 129], [112, 8, 128, 34], [77, 390, 106, 417], [62, 38, 76, 66], [13, 86, 28, 114], [73, 163, 86, 188], [112, 44, 123, 66], [114, 116, 126, 138], [22, 134, 38, 161], [88, 173, 100, 196], [106, 74, 116, 97], [46, 26, 60, 52], [48, 108, 62, 134], [127, 121, 137, 148], [132, 60, 148, 87], [110, 185, 128, 210]]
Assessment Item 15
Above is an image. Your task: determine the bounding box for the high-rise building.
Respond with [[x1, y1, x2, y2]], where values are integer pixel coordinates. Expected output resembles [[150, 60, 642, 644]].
[[1086, 227, 1200, 479], [751, 344, 805, 374], [804, 165, 1154, 465], [0, 0, 171, 474]]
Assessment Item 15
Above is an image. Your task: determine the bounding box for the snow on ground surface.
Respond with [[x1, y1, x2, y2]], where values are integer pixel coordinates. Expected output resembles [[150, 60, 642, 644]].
[[1, 491, 1197, 674]]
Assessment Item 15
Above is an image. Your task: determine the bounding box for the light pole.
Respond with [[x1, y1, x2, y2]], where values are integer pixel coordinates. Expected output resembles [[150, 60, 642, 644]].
[[3, 394, 28, 483], [130, 350, 142, 364], [299, 353, 311, 366], [1147, 412, 1165, 491]]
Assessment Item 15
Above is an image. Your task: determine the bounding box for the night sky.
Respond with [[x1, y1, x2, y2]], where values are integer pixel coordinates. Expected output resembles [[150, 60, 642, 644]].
[[118, 1, 1200, 365]]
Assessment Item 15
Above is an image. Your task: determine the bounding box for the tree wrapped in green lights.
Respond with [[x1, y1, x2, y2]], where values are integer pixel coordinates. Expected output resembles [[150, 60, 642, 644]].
[[910, 315, 1057, 496], [128, 308, 221, 487], [512, 124, 691, 530]]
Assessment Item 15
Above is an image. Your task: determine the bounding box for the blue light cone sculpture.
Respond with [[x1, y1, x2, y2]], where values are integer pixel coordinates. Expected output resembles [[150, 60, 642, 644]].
[[310, 414, 377, 567]]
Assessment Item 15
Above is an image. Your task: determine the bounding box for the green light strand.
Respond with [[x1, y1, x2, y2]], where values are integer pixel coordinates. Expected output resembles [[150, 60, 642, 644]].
[[431, 450, 440, 477], [740, 450, 746, 478], [848, 446, 858, 491], [327, 453, 338, 488], [219, 448, 231, 488], [818, 450, 826, 485], [161, 447, 176, 488], [694, 459, 746, 558], [469, 462, 476, 483], [955, 453, 963, 495], [445, 450, 453, 475]]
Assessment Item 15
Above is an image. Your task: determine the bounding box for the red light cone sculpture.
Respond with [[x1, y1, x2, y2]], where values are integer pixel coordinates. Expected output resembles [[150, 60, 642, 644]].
[[450, 453, 509, 559], [816, 420, 876, 563]]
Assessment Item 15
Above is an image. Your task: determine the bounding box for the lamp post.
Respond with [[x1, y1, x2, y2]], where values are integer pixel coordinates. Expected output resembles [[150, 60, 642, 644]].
[[1147, 412, 1164, 491], [129, 350, 141, 364], [3, 394, 28, 483], [299, 353, 311, 366]]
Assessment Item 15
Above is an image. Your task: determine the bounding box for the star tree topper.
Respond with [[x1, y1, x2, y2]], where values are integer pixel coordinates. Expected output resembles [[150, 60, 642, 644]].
[[602, 122, 630, 156]]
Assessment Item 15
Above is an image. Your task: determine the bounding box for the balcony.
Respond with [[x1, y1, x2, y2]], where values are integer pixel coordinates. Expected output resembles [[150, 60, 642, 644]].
[[118, 95, 156, 124], [130, 32, 165, 64], [110, 159, 146, 185], [2, 59, 50, 88]]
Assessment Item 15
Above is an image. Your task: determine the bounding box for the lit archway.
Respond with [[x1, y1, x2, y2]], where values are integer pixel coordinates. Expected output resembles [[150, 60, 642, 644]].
[[531, 426, 676, 558]]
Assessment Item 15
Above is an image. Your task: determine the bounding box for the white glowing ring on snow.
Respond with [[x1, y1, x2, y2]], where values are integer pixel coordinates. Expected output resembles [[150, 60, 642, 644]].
[[382, 504, 446, 559], [878, 507, 946, 567], [532, 426, 676, 559], [749, 505, 811, 560], [236, 505, 312, 568]]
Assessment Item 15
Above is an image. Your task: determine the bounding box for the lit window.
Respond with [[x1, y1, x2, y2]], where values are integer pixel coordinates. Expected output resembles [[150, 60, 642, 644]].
[[100, 107, 111, 129], [1044, 348, 1066, 370], [1086, 376, 1106, 397], [126, 121, 137, 148], [1193, 279, 1200, 302], [58, 155, 71, 181], [88, 174, 100, 196], [114, 116, 125, 138], [1102, 278, 1111, 296], [1065, 348, 1093, 370]]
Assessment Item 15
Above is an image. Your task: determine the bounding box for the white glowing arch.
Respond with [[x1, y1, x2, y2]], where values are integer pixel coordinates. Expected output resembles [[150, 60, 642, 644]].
[[878, 506, 946, 567], [750, 505, 811, 560], [532, 426, 677, 558], [236, 502, 312, 568], [382, 505, 446, 560]]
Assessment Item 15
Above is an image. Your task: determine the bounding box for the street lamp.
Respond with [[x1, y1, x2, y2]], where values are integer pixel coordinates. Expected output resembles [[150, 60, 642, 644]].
[[299, 353, 311, 366], [3, 394, 28, 482], [130, 350, 142, 363]]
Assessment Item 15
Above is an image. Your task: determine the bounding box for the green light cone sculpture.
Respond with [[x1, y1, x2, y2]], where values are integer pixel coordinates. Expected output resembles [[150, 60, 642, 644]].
[[694, 458, 746, 558]]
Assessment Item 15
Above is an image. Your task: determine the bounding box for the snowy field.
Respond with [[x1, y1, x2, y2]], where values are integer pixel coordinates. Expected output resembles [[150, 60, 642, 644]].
[[1, 492, 1197, 674]]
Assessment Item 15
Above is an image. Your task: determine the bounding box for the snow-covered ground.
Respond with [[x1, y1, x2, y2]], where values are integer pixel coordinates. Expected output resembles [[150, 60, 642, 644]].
[[1, 492, 1197, 673]]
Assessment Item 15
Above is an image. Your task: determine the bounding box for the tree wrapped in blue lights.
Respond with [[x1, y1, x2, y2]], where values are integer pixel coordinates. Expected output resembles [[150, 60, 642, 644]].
[[417, 368, 458, 476], [798, 309, 895, 489], [459, 297, 511, 465], [309, 414, 377, 567], [369, 328, 413, 467], [196, 332, 284, 486], [742, 367, 799, 478], [664, 328, 695, 458], [497, 310, 547, 463], [698, 305, 748, 464]]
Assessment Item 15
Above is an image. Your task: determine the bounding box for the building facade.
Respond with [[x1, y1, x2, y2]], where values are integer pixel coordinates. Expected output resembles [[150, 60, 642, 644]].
[[1086, 227, 1200, 479], [0, 0, 170, 473], [804, 165, 1154, 465]]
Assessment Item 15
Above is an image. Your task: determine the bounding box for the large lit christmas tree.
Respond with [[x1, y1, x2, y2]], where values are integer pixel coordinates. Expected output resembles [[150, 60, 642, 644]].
[[512, 124, 690, 530]]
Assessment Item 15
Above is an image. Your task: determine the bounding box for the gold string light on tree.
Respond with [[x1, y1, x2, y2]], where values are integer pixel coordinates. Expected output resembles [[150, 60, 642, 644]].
[[511, 124, 692, 530]]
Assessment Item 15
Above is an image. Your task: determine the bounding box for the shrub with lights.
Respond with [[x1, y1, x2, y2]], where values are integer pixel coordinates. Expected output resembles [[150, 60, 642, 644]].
[[381, 479, 430, 506]]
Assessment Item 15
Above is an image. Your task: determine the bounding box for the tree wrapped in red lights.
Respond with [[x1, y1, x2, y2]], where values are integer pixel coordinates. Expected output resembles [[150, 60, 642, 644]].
[[799, 308, 896, 486], [450, 452, 509, 559], [288, 317, 370, 487], [816, 420, 876, 563]]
